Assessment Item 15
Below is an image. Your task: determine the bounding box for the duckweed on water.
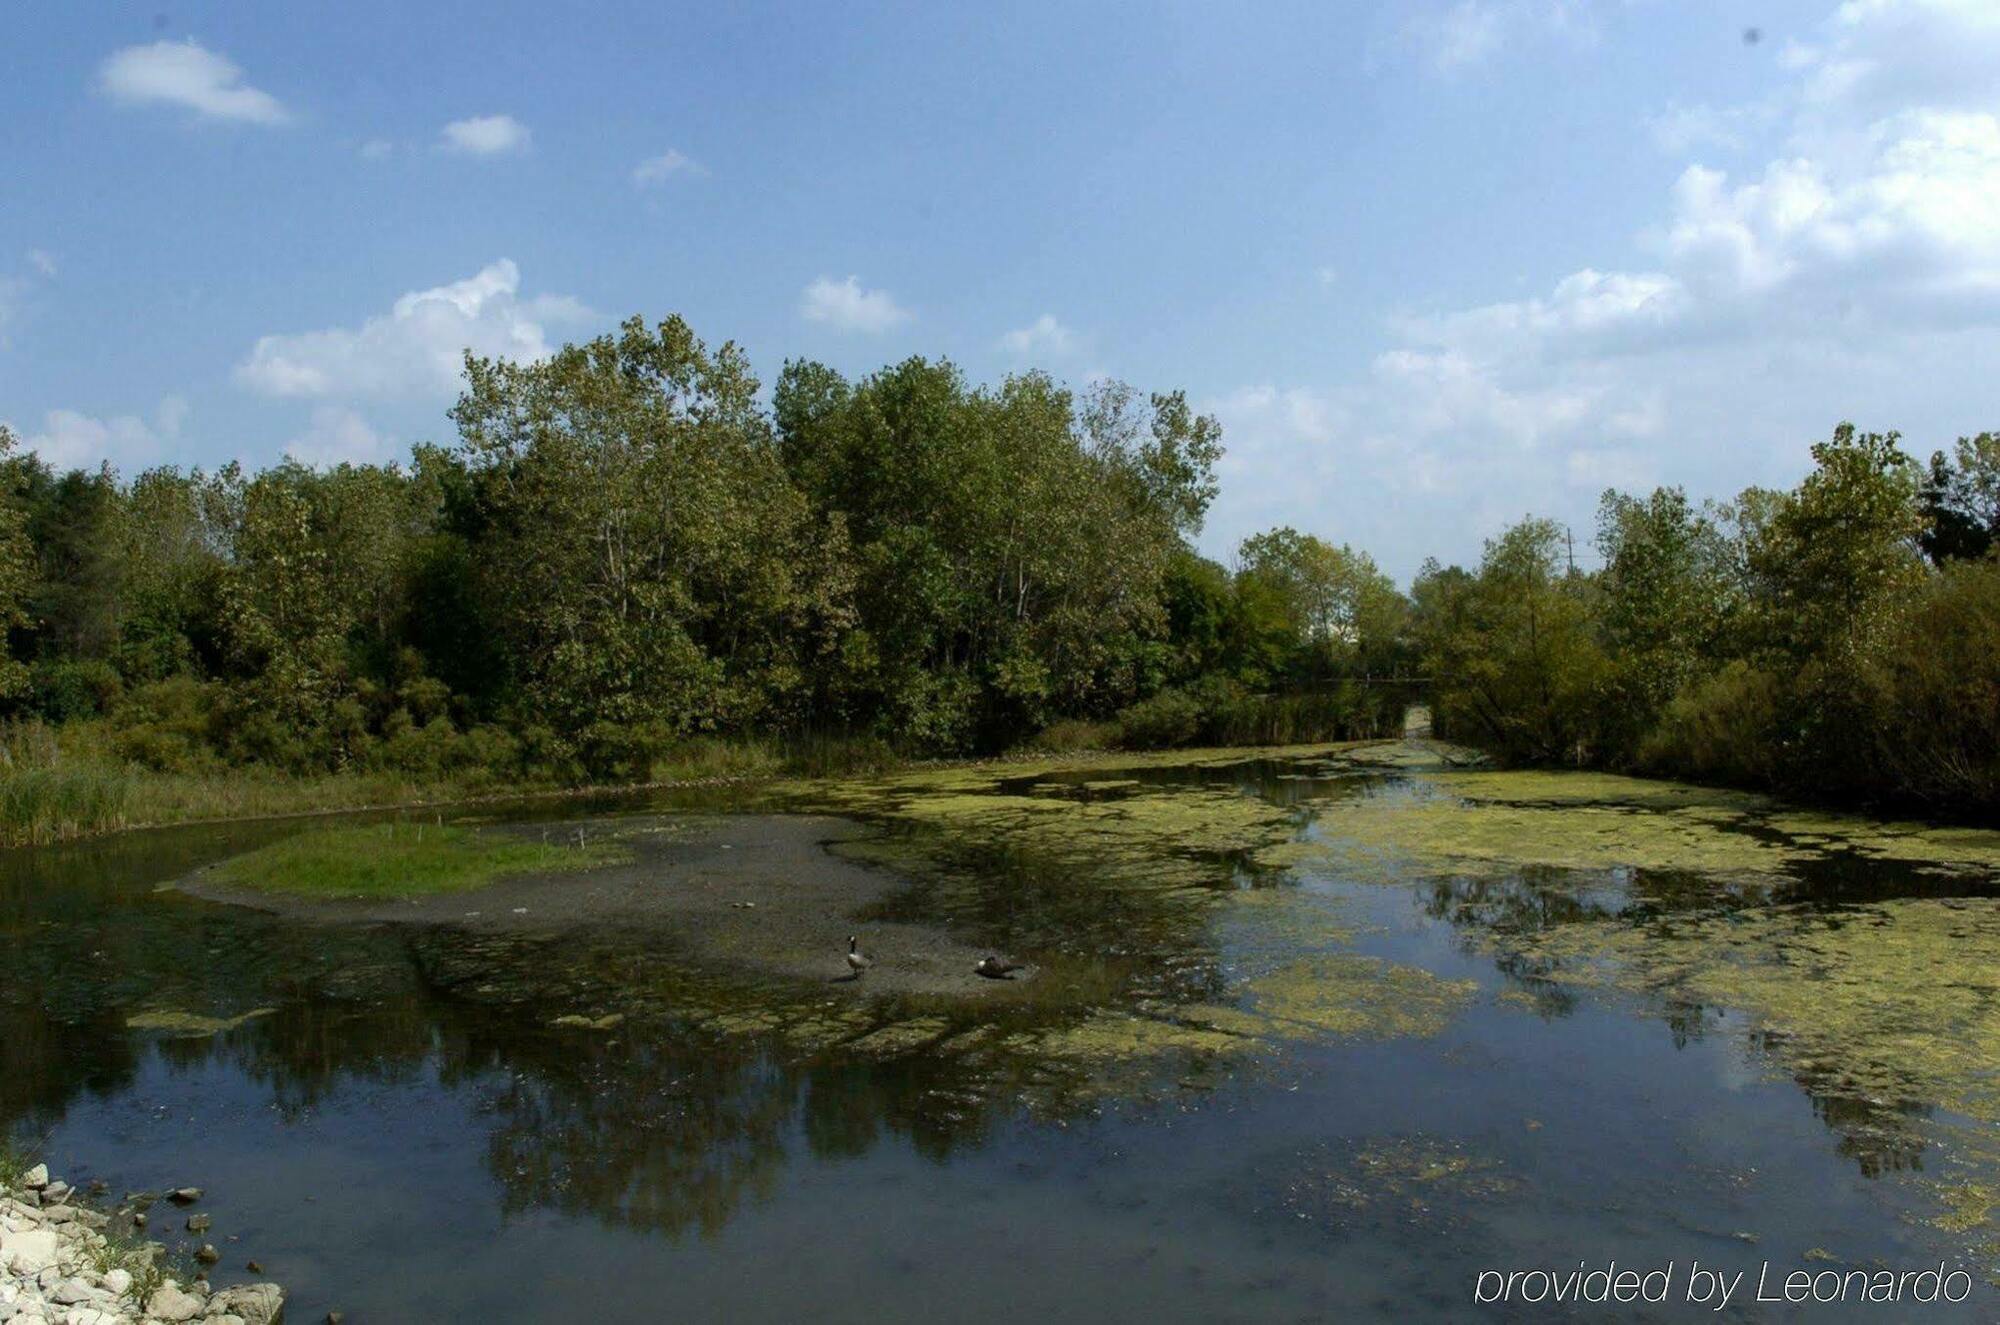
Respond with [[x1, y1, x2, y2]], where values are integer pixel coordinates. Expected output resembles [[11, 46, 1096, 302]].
[[1244, 956, 1476, 1041], [1313, 770, 2000, 881], [1506, 898, 2000, 1126], [125, 1005, 276, 1037]]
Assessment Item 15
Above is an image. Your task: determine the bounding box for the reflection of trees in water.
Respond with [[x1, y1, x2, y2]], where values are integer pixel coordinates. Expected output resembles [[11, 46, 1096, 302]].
[[2, 906, 1044, 1240], [1413, 864, 1944, 1179]]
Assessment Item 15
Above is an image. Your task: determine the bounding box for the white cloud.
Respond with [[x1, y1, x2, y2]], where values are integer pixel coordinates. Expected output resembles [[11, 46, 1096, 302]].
[[15, 396, 188, 472], [632, 149, 703, 186], [799, 276, 912, 333], [1402, 0, 1600, 73], [1412, 1, 1505, 71], [359, 138, 395, 160], [26, 250, 57, 279], [236, 259, 592, 400], [96, 40, 289, 125], [998, 314, 1077, 357], [440, 115, 531, 156], [1316, 266, 1340, 288], [1204, 0, 2000, 577], [285, 406, 393, 467]]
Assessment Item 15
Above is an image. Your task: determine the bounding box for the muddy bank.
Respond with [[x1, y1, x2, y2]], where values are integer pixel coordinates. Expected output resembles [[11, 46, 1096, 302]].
[[176, 813, 1019, 997]]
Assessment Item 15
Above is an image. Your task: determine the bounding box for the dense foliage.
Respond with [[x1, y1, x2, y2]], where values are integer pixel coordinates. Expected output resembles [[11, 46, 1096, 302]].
[[0, 316, 1408, 797], [8, 311, 1992, 821], [1417, 425, 2000, 818]]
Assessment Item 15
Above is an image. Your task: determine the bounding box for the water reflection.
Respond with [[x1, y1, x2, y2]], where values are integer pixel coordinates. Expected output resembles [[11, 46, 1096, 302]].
[[2, 751, 1995, 1319]]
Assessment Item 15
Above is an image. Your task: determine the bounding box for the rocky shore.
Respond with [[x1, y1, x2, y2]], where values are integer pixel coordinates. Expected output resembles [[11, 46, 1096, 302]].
[[0, 1165, 283, 1325]]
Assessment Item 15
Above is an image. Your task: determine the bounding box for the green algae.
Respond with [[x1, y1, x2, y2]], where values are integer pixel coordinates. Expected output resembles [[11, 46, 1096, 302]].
[[1244, 955, 1475, 1041], [1505, 899, 2000, 1126], [1312, 769, 2000, 882], [1261, 1135, 1520, 1236], [126, 1006, 275, 1037]]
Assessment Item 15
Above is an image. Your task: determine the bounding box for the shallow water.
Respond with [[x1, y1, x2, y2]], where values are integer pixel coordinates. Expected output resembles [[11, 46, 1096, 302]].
[[5, 749, 1999, 1321]]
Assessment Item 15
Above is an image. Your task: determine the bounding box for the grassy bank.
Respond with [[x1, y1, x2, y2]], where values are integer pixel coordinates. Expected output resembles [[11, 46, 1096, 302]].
[[0, 693, 1400, 850], [203, 821, 631, 899], [0, 721, 800, 849]]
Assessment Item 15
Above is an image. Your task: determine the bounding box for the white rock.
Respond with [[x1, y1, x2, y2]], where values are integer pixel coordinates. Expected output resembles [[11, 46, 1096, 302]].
[[146, 1283, 204, 1323], [204, 1285, 281, 1325], [1, 1229, 59, 1275], [19, 1169, 47, 1192], [42, 1284, 89, 1308], [98, 1270, 128, 1299]]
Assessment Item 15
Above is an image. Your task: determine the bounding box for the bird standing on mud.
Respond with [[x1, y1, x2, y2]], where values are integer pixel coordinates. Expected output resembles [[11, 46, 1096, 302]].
[[845, 934, 874, 978], [973, 955, 1021, 980]]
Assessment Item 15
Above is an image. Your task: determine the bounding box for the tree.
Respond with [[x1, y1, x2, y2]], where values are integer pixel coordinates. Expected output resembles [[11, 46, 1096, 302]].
[[1419, 519, 1608, 763], [1918, 432, 2000, 564], [451, 315, 855, 742], [0, 429, 37, 701]]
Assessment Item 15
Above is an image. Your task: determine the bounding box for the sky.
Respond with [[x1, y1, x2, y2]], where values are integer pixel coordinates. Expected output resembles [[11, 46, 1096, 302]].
[[2, 0, 1997, 581]]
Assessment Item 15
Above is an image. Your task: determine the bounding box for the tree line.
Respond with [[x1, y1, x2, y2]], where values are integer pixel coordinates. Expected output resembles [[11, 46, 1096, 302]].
[[5, 312, 1993, 817], [1417, 425, 2000, 817], [0, 315, 1408, 787]]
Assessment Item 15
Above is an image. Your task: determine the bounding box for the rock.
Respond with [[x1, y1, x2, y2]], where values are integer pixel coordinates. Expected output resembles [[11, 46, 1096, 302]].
[[242, 1261, 260, 1274], [207, 1284, 282, 1325], [12, 1192, 36, 1211], [19, 1169, 46, 1192], [1, 1229, 60, 1275], [37, 1208, 72, 1227], [46, 1279, 92, 1306], [70, 1211, 105, 1231], [35, 1185, 65, 1207], [99, 1269, 130, 1298], [184, 1215, 210, 1234], [194, 1244, 219, 1265], [147, 1283, 205, 1323], [130, 1214, 145, 1229], [167, 1189, 201, 1206]]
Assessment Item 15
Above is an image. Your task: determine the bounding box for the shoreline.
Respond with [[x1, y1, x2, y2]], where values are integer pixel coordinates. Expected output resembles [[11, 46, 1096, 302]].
[[0, 1164, 284, 1325]]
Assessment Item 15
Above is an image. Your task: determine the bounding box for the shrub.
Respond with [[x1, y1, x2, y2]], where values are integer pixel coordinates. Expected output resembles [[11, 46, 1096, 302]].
[[28, 659, 123, 724], [1116, 688, 1205, 749], [1638, 661, 1784, 788]]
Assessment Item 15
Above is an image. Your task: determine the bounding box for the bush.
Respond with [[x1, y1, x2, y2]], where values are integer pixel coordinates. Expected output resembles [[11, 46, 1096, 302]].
[[108, 677, 229, 773], [1021, 719, 1117, 754], [1865, 559, 2000, 815], [1115, 687, 1205, 749], [28, 659, 123, 724], [1638, 661, 1784, 788]]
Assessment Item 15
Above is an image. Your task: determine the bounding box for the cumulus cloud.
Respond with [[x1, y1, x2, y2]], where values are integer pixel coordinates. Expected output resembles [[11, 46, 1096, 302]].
[[1204, 0, 2000, 577], [998, 314, 1077, 358], [799, 276, 912, 333], [632, 149, 703, 186], [285, 406, 394, 467], [15, 397, 188, 472], [96, 40, 289, 125], [236, 259, 592, 400], [440, 115, 531, 156]]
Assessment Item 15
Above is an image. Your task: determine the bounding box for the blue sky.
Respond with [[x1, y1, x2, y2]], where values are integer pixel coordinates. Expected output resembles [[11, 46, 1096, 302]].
[[4, 1, 1997, 579]]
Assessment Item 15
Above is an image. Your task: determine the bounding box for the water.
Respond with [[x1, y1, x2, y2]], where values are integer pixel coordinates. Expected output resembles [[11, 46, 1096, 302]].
[[4, 753, 1995, 1322]]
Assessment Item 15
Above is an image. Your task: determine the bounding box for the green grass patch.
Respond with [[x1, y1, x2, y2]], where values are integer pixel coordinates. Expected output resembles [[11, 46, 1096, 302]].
[[204, 821, 631, 899]]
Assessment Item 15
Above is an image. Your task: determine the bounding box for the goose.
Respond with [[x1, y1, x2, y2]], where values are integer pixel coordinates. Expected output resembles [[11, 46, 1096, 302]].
[[845, 934, 873, 978], [972, 955, 1021, 980]]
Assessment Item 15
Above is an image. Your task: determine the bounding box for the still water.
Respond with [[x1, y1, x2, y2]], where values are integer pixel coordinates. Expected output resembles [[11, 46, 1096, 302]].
[[4, 748, 1996, 1322]]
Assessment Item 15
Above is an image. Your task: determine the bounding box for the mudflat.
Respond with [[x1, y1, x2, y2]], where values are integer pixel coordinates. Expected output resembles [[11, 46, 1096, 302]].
[[177, 812, 1019, 996]]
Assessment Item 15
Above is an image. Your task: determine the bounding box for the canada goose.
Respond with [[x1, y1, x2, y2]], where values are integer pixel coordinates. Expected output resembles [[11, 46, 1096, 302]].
[[973, 955, 1021, 980], [845, 934, 873, 977]]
